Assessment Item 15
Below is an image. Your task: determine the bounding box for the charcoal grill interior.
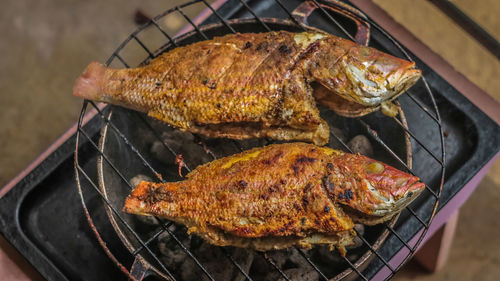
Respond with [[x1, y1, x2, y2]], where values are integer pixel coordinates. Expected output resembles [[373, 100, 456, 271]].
[[72, 1, 448, 280]]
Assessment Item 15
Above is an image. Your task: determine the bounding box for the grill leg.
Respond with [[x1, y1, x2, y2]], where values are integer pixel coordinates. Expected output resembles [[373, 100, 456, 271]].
[[129, 258, 150, 281], [414, 210, 459, 272]]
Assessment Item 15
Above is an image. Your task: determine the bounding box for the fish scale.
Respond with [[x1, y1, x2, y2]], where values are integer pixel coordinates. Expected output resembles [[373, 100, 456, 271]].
[[123, 143, 425, 252], [74, 31, 421, 144]]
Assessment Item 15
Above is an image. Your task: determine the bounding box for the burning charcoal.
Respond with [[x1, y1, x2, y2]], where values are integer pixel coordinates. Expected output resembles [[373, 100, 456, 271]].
[[287, 248, 310, 268], [233, 138, 269, 151], [262, 270, 280, 281], [248, 253, 269, 278], [251, 248, 312, 279], [159, 245, 187, 268], [157, 228, 191, 267], [150, 140, 169, 163], [180, 242, 254, 281], [329, 127, 347, 149], [133, 215, 158, 226], [266, 250, 288, 268], [282, 268, 319, 281], [348, 224, 365, 249], [308, 226, 366, 268], [229, 247, 254, 281], [354, 224, 365, 236], [262, 270, 281, 281], [267, 248, 309, 269], [163, 129, 195, 143], [264, 267, 319, 281], [198, 137, 241, 158], [347, 135, 373, 157], [150, 129, 212, 168], [130, 174, 152, 187], [313, 245, 343, 265]]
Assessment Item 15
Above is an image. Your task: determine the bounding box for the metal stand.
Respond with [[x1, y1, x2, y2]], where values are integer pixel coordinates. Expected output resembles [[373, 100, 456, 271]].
[[414, 210, 459, 272]]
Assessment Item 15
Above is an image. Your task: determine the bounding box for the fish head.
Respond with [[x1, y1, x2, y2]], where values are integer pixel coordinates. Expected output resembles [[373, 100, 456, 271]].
[[316, 39, 422, 107], [329, 154, 425, 220]]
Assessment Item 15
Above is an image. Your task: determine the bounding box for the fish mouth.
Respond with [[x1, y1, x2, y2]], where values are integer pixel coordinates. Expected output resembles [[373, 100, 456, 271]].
[[368, 181, 426, 218], [387, 64, 422, 100], [344, 62, 422, 107], [340, 181, 426, 225]]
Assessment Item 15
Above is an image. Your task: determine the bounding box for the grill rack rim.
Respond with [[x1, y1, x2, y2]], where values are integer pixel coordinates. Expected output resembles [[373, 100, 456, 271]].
[[74, 1, 446, 280]]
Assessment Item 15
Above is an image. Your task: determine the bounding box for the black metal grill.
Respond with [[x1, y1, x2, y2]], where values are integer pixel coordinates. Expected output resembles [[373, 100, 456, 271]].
[[74, 1, 445, 280]]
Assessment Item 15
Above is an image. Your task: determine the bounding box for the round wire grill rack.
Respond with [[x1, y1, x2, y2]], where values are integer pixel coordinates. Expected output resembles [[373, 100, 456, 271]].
[[74, 0, 446, 280]]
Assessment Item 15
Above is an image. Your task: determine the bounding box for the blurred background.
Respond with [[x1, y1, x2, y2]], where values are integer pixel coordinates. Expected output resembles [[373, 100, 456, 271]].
[[0, 0, 498, 280]]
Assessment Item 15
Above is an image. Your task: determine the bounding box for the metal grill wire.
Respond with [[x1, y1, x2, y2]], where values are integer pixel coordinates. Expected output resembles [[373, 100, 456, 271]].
[[74, 0, 446, 280]]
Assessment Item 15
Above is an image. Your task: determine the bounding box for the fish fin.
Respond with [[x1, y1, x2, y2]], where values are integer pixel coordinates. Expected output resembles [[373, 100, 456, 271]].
[[73, 61, 106, 100]]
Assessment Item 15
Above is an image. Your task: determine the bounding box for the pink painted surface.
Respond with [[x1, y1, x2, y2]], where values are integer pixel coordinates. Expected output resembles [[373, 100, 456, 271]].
[[0, 237, 41, 281], [414, 210, 460, 272]]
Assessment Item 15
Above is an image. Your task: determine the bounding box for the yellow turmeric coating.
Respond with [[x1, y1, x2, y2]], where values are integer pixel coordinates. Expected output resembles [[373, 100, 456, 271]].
[[74, 31, 421, 143], [123, 143, 425, 251]]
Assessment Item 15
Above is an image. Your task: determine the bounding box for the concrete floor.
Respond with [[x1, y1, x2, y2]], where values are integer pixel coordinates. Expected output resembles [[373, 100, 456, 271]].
[[0, 0, 499, 280], [0, 0, 208, 186]]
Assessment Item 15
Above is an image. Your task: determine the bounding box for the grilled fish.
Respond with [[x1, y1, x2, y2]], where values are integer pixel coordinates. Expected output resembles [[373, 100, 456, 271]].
[[123, 143, 424, 252], [74, 31, 421, 145]]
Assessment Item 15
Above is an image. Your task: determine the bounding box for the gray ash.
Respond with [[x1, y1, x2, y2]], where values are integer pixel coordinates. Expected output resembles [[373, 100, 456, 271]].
[[347, 135, 373, 157], [180, 243, 254, 281]]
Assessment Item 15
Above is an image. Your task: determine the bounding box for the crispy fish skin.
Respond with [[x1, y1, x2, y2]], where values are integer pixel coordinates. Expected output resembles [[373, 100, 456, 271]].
[[74, 32, 328, 145], [123, 143, 425, 251], [74, 31, 421, 144], [306, 33, 421, 110]]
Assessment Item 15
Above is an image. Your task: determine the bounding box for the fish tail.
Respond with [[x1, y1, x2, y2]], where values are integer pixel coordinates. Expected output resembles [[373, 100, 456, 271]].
[[73, 61, 106, 101], [74, 62, 151, 112]]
